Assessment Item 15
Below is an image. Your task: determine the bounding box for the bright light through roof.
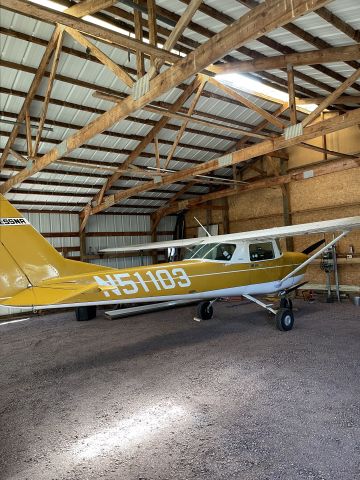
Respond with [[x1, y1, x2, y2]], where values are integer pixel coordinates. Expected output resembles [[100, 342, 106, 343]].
[[29, 0, 66, 11], [215, 73, 318, 113], [28, 0, 187, 57]]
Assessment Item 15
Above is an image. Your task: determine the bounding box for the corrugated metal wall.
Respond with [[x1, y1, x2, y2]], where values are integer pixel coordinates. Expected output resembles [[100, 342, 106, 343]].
[[23, 211, 177, 268]]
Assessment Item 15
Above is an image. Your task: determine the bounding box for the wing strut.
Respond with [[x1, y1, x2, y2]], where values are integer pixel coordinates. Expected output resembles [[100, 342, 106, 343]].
[[280, 231, 349, 285]]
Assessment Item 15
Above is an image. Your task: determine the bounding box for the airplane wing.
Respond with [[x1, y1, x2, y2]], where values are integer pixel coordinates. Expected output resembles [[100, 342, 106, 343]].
[[100, 216, 360, 253]]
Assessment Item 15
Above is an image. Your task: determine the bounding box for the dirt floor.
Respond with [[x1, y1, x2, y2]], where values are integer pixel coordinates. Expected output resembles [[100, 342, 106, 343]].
[[0, 299, 359, 480]]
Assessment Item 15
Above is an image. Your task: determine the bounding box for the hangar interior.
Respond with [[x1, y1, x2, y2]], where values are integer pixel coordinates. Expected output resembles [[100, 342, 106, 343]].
[[0, 0, 360, 479]]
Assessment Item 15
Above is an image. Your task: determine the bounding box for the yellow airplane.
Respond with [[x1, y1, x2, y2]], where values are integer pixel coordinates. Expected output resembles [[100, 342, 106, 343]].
[[1, 193, 359, 330]]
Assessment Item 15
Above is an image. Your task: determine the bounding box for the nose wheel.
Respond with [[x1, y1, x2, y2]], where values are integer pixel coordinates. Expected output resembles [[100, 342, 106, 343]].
[[275, 308, 294, 331], [195, 301, 214, 321]]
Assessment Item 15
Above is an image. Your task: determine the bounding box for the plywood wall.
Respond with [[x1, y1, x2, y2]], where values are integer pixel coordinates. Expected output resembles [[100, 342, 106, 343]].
[[186, 122, 360, 287]]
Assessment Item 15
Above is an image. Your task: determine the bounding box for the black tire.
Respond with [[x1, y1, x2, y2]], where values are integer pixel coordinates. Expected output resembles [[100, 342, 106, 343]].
[[275, 308, 294, 331], [280, 297, 293, 310], [196, 301, 214, 320], [75, 306, 97, 321]]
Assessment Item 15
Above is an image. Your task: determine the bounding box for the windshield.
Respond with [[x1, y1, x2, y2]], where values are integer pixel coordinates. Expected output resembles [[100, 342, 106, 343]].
[[184, 243, 236, 261]]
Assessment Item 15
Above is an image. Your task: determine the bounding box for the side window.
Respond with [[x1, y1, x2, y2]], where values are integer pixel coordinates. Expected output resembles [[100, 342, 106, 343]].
[[214, 244, 236, 261], [249, 242, 274, 261]]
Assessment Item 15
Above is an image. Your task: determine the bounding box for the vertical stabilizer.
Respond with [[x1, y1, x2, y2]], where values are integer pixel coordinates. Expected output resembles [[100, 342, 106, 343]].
[[0, 194, 69, 299]]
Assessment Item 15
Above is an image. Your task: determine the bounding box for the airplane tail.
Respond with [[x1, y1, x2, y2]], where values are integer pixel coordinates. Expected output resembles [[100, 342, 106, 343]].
[[0, 194, 105, 302]]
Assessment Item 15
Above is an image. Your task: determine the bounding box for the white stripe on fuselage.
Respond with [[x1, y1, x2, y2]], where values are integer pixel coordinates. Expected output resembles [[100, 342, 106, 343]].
[[0, 275, 305, 313]]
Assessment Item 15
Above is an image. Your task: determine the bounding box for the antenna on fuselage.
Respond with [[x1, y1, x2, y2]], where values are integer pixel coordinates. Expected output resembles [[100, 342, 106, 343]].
[[194, 217, 212, 237]]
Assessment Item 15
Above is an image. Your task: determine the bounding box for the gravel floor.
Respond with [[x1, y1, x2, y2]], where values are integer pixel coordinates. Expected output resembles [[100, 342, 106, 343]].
[[0, 299, 359, 480]]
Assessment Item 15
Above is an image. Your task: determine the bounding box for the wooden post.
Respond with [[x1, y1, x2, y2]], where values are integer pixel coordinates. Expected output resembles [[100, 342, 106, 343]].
[[280, 159, 294, 251], [150, 213, 160, 264], [79, 222, 87, 262], [223, 197, 230, 234], [287, 64, 297, 125]]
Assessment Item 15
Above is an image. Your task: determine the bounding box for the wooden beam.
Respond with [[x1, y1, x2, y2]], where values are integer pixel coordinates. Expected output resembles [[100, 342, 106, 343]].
[[159, 155, 360, 215], [287, 65, 297, 125], [147, 0, 158, 69], [64, 27, 134, 87], [33, 29, 64, 157], [93, 77, 201, 208], [226, 104, 288, 153], [64, 0, 119, 17], [298, 95, 360, 105], [207, 76, 286, 130], [134, 0, 145, 78], [299, 142, 359, 160], [211, 44, 360, 74], [0, 26, 62, 169], [154, 136, 161, 171], [93, 91, 269, 138], [1, 0, 180, 64], [164, 79, 207, 168], [0, 0, 332, 194], [145, 0, 203, 83], [9, 149, 27, 165], [90, 107, 360, 214], [25, 110, 33, 158], [302, 68, 360, 127]]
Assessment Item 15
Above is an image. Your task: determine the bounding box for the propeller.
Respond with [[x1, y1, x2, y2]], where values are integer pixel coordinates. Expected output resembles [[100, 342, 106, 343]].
[[302, 239, 326, 255]]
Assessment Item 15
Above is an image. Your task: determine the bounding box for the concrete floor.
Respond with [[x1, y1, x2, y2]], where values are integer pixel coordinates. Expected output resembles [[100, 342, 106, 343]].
[[1, 300, 359, 480]]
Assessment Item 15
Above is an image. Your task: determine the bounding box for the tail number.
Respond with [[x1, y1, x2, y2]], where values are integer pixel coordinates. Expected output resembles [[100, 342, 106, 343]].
[[94, 268, 191, 297]]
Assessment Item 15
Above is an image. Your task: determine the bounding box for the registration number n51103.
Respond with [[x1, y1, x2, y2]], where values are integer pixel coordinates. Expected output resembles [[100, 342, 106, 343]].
[[94, 267, 191, 297]]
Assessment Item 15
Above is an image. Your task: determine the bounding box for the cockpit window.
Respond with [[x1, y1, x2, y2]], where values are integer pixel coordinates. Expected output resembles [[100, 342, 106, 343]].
[[184, 243, 236, 261], [249, 242, 274, 261]]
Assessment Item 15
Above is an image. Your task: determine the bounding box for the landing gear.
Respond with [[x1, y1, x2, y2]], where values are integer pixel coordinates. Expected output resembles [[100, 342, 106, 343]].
[[242, 294, 295, 331], [196, 301, 214, 321], [275, 308, 294, 331], [280, 297, 293, 310]]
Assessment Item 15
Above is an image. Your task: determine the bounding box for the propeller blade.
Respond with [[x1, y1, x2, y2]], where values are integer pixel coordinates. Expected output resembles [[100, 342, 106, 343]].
[[302, 239, 326, 255]]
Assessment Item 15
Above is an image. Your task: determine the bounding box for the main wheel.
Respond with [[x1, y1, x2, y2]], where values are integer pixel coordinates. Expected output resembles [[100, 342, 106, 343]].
[[196, 301, 214, 320], [280, 297, 293, 310], [275, 308, 294, 331]]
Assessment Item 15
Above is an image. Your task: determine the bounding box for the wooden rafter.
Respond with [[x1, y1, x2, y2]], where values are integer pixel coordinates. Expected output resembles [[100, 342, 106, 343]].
[[25, 110, 33, 158], [93, 91, 271, 139], [92, 77, 201, 209], [164, 79, 207, 168], [0, 0, 332, 198], [134, 0, 145, 78], [154, 136, 161, 171], [212, 44, 360, 74], [0, 26, 62, 169], [64, 27, 134, 87], [89, 107, 360, 215], [302, 67, 360, 127], [33, 29, 64, 157], [298, 95, 360, 105], [147, 0, 158, 69], [1, 0, 180, 65], [227, 104, 289, 154], [298, 143, 359, 160], [207, 76, 286, 130], [63, 0, 120, 17], [146, 0, 203, 79]]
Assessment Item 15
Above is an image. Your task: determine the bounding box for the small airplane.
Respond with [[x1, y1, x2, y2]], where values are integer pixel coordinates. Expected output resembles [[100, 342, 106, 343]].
[[1, 193, 359, 330]]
